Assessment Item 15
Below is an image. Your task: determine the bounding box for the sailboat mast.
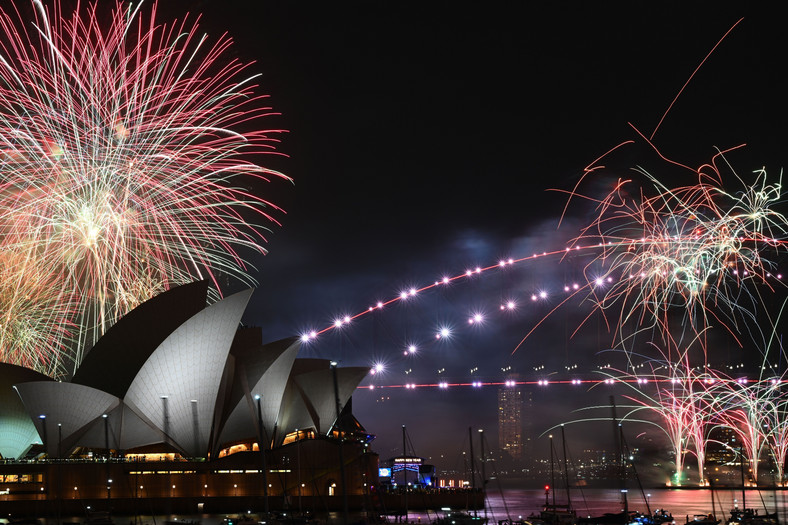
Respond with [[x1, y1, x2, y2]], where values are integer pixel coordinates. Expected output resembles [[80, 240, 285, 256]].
[[560, 424, 572, 510], [403, 424, 408, 523], [739, 445, 746, 511], [480, 429, 488, 523], [469, 427, 476, 492], [610, 396, 627, 513], [550, 434, 556, 508]]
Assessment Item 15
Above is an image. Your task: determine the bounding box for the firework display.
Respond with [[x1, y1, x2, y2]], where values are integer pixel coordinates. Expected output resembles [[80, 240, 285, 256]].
[[562, 156, 788, 360], [599, 359, 788, 486], [550, 142, 788, 485], [0, 1, 288, 375]]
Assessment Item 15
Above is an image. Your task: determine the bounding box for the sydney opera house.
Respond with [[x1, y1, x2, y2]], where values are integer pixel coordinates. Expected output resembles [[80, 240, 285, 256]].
[[0, 282, 378, 516]]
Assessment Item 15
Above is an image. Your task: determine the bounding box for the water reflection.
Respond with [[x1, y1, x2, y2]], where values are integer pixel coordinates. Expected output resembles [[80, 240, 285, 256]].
[[475, 488, 788, 524]]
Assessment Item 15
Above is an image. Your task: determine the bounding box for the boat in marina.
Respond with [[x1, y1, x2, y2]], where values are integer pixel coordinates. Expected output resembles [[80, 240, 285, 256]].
[[635, 509, 675, 525], [575, 401, 677, 525], [727, 507, 779, 525], [685, 514, 720, 525], [529, 426, 578, 525], [577, 511, 640, 525], [433, 509, 489, 525], [723, 445, 780, 525], [535, 502, 578, 525]]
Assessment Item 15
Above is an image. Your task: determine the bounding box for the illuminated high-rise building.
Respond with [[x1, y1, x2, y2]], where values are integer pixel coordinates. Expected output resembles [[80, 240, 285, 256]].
[[498, 376, 524, 461]]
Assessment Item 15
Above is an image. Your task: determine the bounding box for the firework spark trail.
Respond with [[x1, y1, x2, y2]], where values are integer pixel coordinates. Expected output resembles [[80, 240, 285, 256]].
[[540, 22, 788, 356], [593, 355, 721, 486], [710, 380, 770, 484], [0, 249, 74, 376], [763, 392, 788, 485], [701, 367, 788, 486], [553, 153, 788, 362], [624, 375, 694, 486], [0, 1, 289, 375], [598, 358, 788, 486]]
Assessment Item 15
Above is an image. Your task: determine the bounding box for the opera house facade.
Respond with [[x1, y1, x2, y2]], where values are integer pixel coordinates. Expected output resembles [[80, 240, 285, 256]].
[[0, 282, 378, 516]]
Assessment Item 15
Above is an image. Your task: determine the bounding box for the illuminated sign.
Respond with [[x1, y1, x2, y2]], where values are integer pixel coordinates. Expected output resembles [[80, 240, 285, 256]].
[[392, 464, 419, 473], [379, 468, 391, 478], [393, 457, 422, 464]]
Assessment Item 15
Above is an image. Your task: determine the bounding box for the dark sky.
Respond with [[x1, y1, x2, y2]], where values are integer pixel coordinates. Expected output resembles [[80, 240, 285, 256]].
[[161, 2, 787, 466]]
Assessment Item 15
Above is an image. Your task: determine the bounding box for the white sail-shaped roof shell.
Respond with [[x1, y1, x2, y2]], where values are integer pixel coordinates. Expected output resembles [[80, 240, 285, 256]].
[[124, 289, 252, 457], [73, 402, 165, 452], [274, 377, 316, 445], [71, 281, 208, 399], [214, 337, 300, 451], [14, 381, 120, 457], [0, 365, 53, 459], [274, 359, 331, 444], [275, 361, 369, 445], [298, 366, 369, 434]]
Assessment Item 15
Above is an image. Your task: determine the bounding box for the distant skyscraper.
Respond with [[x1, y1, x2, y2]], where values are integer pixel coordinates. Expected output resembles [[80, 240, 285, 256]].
[[522, 387, 533, 462], [498, 377, 524, 461]]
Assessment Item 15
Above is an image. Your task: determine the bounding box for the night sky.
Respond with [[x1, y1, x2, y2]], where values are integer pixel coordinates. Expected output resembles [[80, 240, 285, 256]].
[[160, 2, 787, 468]]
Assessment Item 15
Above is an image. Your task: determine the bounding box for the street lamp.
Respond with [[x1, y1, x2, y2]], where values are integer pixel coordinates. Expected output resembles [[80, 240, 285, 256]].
[[296, 428, 302, 515], [38, 415, 47, 456], [102, 414, 109, 460], [330, 361, 349, 525], [255, 394, 269, 516]]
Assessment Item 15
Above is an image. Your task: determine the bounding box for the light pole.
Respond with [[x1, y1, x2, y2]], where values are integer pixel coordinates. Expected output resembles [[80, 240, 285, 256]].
[[102, 413, 110, 511], [403, 425, 410, 523], [479, 429, 487, 522], [57, 422, 62, 525], [102, 414, 109, 459], [255, 394, 270, 516], [296, 429, 302, 515], [38, 415, 47, 456], [331, 361, 349, 525]]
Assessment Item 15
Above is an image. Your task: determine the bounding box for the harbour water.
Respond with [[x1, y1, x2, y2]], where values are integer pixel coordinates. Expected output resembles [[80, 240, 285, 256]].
[[477, 488, 788, 524], [363, 487, 788, 525], [16, 488, 788, 525]]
